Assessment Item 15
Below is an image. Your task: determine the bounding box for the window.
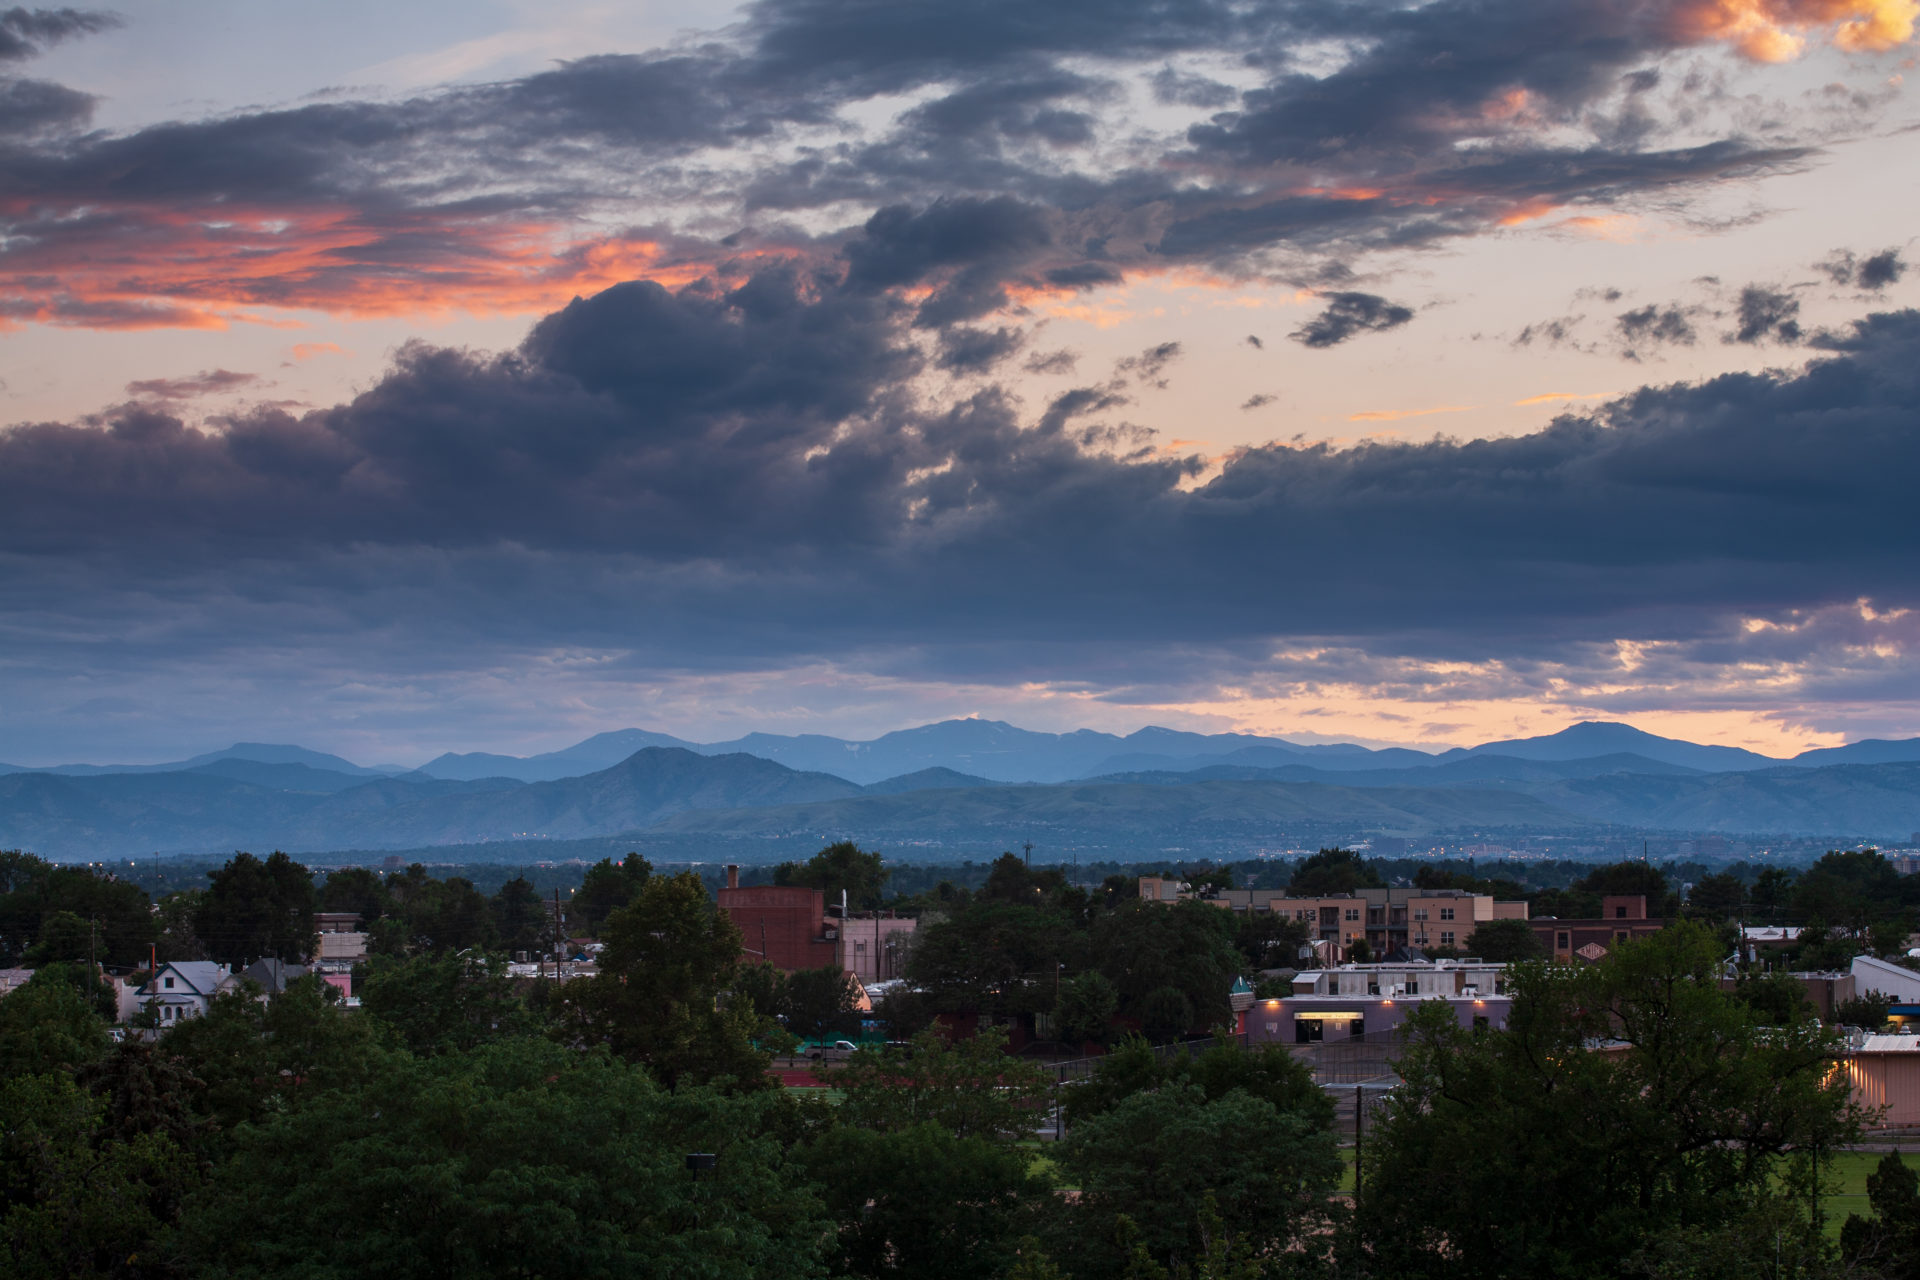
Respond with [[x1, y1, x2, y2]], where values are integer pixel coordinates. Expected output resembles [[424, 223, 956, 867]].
[[1439, 907, 1455, 921], [1615, 905, 1628, 919], [1556, 931, 1570, 949], [1344, 908, 1360, 921], [1617, 930, 1630, 942], [163, 976, 174, 989], [1414, 908, 1428, 921], [1441, 931, 1455, 945]]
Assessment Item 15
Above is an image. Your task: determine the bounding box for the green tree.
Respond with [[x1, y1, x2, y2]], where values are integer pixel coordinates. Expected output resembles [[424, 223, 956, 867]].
[[1834, 990, 1894, 1030], [24, 910, 93, 964], [1686, 872, 1747, 920], [489, 874, 547, 956], [1063, 1033, 1332, 1132], [1359, 924, 1864, 1280], [1057, 1082, 1341, 1276], [0, 970, 109, 1079], [154, 890, 208, 962], [783, 965, 863, 1042], [317, 866, 393, 922], [802, 1123, 1049, 1280], [0, 1072, 200, 1280], [1054, 969, 1120, 1048], [1088, 900, 1240, 1040], [0, 854, 155, 968], [1843, 1152, 1920, 1277], [1287, 849, 1382, 896], [1796, 850, 1910, 944], [163, 975, 379, 1134], [360, 951, 536, 1056], [1733, 969, 1815, 1026], [195, 851, 316, 966], [833, 1027, 1052, 1143], [176, 1037, 830, 1280], [1233, 909, 1309, 969], [1751, 866, 1797, 923], [1463, 917, 1544, 962], [557, 870, 769, 1088], [908, 897, 1076, 1019], [775, 840, 890, 911], [573, 853, 652, 936]]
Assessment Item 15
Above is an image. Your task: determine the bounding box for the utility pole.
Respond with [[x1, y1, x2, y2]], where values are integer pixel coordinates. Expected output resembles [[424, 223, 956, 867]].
[[552, 888, 563, 978], [1023, 840, 1032, 866]]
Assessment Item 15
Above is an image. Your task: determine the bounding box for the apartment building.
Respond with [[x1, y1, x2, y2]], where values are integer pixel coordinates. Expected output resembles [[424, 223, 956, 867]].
[[1140, 878, 1527, 956]]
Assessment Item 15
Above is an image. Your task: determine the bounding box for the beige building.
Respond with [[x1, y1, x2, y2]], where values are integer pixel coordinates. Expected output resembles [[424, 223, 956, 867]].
[[1138, 878, 1527, 957]]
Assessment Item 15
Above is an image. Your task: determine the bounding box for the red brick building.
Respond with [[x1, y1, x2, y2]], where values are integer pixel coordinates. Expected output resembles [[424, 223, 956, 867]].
[[716, 865, 840, 972], [1530, 895, 1667, 962]]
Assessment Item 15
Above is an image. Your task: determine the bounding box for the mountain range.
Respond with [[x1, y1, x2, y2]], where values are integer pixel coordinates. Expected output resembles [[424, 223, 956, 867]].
[[2, 719, 1920, 860]]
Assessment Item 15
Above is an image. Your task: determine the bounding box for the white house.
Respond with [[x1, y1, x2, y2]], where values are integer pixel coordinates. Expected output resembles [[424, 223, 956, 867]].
[[139, 961, 234, 1025]]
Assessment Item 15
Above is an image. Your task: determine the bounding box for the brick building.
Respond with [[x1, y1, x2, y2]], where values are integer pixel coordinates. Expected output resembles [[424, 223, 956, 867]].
[[1529, 894, 1667, 962], [716, 865, 840, 972]]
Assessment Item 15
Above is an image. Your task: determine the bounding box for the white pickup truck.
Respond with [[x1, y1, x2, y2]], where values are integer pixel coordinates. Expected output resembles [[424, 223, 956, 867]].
[[805, 1039, 860, 1061]]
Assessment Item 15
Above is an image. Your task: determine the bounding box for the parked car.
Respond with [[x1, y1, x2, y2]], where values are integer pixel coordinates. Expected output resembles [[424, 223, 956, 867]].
[[805, 1039, 860, 1061]]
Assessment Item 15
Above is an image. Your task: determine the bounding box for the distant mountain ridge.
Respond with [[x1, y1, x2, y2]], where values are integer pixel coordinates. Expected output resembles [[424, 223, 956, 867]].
[[20, 719, 1920, 788], [6, 720, 1920, 861]]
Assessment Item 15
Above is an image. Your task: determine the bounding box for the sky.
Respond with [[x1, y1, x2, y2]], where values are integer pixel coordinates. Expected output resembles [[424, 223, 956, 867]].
[[2, 0, 1919, 767]]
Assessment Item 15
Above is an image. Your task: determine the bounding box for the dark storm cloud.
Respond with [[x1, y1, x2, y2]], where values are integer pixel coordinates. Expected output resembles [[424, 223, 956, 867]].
[[1731, 286, 1803, 344], [7, 271, 1920, 666], [0, 7, 118, 61], [1290, 293, 1414, 348], [0, 0, 1856, 328], [936, 325, 1025, 372]]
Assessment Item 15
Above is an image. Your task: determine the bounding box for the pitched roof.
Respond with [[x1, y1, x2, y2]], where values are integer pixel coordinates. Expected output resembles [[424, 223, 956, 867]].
[[153, 961, 230, 996]]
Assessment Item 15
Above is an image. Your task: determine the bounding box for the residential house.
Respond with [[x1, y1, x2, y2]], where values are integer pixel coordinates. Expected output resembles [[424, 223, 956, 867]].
[[138, 961, 234, 1025], [243, 958, 308, 993]]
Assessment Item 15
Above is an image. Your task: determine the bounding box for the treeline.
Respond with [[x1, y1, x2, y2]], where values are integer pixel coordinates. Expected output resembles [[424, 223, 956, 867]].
[[6, 888, 1920, 1277]]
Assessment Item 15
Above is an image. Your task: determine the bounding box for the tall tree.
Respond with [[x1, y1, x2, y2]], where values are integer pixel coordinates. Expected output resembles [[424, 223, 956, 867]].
[[176, 1038, 830, 1280], [802, 1123, 1049, 1280], [1056, 1082, 1340, 1276], [573, 854, 652, 936], [489, 875, 547, 957], [1462, 918, 1544, 963], [1287, 848, 1383, 895], [194, 852, 316, 966], [833, 1027, 1052, 1144], [317, 867, 393, 922], [559, 871, 769, 1088], [1359, 923, 1864, 1280], [775, 840, 890, 911]]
